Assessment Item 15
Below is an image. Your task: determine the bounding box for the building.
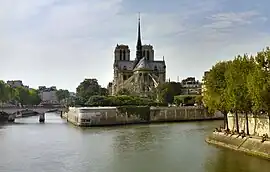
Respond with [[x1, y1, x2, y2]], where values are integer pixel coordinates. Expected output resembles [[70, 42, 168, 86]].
[[181, 77, 201, 95], [201, 71, 210, 98], [69, 92, 76, 97], [107, 82, 113, 95], [108, 16, 166, 97], [38, 86, 58, 104], [6, 80, 29, 89]]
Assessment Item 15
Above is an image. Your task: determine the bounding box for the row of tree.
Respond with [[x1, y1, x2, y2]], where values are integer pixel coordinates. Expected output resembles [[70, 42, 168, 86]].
[[203, 47, 270, 134], [74, 78, 202, 106], [0, 81, 41, 106], [74, 78, 170, 106], [174, 95, 202, 106], [0, 81, 75, 106], [85, 95, 165, 106]]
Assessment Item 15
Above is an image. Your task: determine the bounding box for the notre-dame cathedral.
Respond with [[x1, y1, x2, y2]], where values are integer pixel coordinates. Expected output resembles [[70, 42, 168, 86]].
[[107, 16, 166, 97]]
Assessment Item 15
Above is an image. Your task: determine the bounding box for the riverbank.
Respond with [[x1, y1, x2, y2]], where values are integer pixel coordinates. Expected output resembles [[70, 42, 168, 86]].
[[206, 132, 270, 160], [0, 110, 39, 123], [62, 106, 224, 127], [0, 112, 9, 123]]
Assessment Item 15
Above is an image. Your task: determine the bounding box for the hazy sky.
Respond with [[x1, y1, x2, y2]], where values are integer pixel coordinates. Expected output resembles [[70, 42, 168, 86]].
[[1, 0, 270, 92]]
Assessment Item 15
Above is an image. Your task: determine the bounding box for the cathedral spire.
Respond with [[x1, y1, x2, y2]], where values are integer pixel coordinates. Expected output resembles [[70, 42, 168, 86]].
[[133, 13, 143, 69], [136, 13, 142, 61]]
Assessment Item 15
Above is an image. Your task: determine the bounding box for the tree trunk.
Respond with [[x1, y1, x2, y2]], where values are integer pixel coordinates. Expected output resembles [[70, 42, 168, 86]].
[[222, 110, 228, 130], [235, 111, 240, 133], [268, 111, 270, 136], [245, 112, 249, 135]]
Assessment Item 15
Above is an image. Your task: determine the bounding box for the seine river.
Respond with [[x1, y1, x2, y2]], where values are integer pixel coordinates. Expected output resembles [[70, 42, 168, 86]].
[[0, 113, 269, 172]]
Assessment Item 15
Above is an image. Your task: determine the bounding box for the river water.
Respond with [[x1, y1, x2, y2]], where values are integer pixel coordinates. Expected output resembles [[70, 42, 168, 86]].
[[0, 113, 269, 172]]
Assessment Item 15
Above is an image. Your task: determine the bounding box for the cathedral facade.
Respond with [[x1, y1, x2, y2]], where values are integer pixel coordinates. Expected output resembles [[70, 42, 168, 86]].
[[107, 16, 166, 97]]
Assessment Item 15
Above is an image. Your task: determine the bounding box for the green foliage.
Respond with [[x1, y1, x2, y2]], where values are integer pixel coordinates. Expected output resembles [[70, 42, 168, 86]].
[[100, 87, 108, 96], [16, 87, 41, 105], [76, 78, 108, 103], [0, 81, 41, 106], [174, 95, 199, 106], [86, 95, 111, 106], [117, 88, 131, 95], [0, 81, 12, 103], [85, 95, 161, 107], [203, 61, 231, 113], [28, 89, 42, 105], [56, 89, 70, 101], [156, 82, 181, 104], [248, 48, 270, 114], [224, 55, 255, 113], [75, 78, 161, 107], [195, 95, 203, 106], [203, 47, 270, 116]]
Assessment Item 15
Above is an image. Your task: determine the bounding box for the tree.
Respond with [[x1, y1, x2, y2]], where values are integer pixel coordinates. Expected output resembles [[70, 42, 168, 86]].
[[250, 48, 270, 121], [76, 79, 102, 103], [100, 87, 108, 96], [227, 55, 255, 135], [76, 78, 110, 105], [156, 83, 174, 104], [56, 89, 70, 102], [16, 87, 30, 106], [86, 95, 110, 106], [224, 55, 255, 134], [203, 61, 231, 130], [195, 95, 203, 106], [0, 81, 41, 106], [238, 55, 256, 135], [28, 89, 41, 105], [168, 82, 182, 95], [0, 81, 12, 104], [202, 46, 270, 135]]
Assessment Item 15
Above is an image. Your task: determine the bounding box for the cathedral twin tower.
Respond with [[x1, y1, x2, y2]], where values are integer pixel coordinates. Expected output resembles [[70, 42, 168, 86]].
[[108, 15, 166, 97]]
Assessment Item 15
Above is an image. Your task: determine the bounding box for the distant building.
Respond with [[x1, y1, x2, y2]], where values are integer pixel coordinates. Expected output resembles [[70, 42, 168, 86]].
[[7, 80, 22, 87], [7, 80, 30, 89], [107, 82, 113, 95], [201, 71, 210, 97], [181, 77, 201, 95], [38, 86, 58, 104]]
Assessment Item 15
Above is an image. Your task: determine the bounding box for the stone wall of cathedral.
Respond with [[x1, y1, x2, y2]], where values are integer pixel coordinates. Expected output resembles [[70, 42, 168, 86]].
[[111, 44, 166, 97]]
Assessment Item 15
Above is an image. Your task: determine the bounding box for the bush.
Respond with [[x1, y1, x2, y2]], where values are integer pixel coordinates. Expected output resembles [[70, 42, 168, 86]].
[[174, 95, 199, 106], [84, 95, 163, 107]]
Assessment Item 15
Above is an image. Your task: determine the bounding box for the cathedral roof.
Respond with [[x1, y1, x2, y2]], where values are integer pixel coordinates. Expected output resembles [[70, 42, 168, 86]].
[[133, 57, 151, 71]]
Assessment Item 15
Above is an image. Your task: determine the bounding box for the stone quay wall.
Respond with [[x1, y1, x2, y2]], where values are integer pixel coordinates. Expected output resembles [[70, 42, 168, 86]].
[[227, 113, 270, 137], [63, 106, 223, 127], [206, 132, 270, 160], [150, 107, 223, 122]]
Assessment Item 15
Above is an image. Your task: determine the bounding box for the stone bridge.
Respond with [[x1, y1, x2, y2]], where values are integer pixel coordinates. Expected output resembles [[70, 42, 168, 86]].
[[0, 106, 67, 115]]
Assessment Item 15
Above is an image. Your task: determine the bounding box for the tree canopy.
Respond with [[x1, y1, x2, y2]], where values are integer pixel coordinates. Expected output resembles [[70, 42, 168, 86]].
[[156, 82, 182, 104], [0, 81, 41, 106], [56, 89, 70, 102], [203, 47, 270, 132], [76, 78, 108, 104]]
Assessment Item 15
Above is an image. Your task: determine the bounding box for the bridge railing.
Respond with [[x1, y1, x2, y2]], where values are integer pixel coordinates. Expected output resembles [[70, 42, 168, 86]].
[[1, 105, 65, 109]]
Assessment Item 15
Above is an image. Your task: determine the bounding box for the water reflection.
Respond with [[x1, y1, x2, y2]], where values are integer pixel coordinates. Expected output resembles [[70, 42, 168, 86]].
[[0, 116, 269, 172], [112, 125, 159, 153], [204, 146, 270, 172]]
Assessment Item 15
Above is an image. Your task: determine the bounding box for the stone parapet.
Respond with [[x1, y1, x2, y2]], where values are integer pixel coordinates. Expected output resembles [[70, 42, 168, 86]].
[[206, 132, 270, 160], [62, 106, 223, 127]]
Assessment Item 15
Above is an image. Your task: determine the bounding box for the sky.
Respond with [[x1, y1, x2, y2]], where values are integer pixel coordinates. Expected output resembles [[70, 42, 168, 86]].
[[1, 0, 270, 92]]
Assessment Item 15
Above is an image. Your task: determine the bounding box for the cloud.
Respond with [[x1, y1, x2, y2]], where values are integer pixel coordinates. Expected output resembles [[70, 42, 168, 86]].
[[0, 0, 269, 91], [203, 11, 260, 31]]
